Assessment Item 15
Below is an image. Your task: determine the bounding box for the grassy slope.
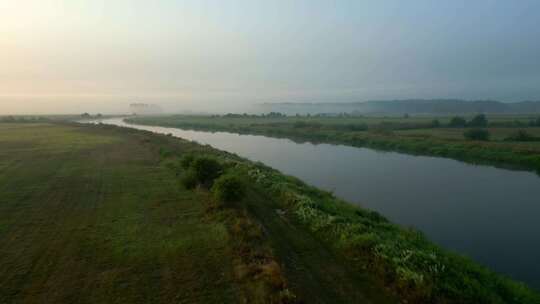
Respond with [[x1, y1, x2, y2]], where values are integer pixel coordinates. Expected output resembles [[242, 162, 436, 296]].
[[237, 164, 540, 303], [239, 187, 393, 303], [0, 123, 237, 303], [126, 115, 540, 173]]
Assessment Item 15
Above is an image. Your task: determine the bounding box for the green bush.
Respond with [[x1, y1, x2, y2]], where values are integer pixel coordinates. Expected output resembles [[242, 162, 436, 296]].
[[180, 154, 196, 169], [159, 147, 173, 158], [505, 130, 538, 142], [180, 169, 198, 189], [464, 128, 490, 141], [468, 114, 488, 127], [212, 174, 246, 203], [192, 157, 223, 185]]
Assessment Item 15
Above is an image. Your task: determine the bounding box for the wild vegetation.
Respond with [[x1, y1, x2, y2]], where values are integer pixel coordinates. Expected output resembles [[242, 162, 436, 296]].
[[161, 143, 540, 303], [127, 114, 540, 173]]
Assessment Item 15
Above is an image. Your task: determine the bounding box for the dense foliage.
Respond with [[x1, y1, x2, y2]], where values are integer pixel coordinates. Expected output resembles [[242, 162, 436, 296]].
[[464, 128, 490, 141], [180, 153, 196, 169], [505, 130, 540, 142], [191, 157, 223, 186], [449, 116, 467, 127], [468, 114, 488, 127], [212, 173, 246, 203], [180, 169, 198, 189]]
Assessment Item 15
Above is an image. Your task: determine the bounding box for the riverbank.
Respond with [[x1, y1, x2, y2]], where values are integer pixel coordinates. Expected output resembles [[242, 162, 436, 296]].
[[126, 115, 540, 173], [156, 121, 540, 303], [110, 121, 539, 302]]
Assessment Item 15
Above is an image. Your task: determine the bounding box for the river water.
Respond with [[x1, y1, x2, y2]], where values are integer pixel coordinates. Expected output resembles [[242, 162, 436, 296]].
[[90, 118, 540, 288]]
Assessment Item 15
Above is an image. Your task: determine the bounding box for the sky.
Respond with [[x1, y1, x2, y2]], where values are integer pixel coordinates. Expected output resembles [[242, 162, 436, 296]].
[[1, 0, 540, 114]]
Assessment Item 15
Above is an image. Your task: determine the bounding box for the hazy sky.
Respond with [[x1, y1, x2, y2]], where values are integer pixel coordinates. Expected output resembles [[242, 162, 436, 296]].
[[1, 0, 540, 114]]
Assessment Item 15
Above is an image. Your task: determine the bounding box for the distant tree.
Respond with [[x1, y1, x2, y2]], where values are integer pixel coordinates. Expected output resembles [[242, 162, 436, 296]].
[[1, 116, 16, 122], [431, 119, 441, 128], [449, 116, 467, 127], [81, 113, 91, 118], [403, 113, 410, 119], [266, 112, 285, 118], [96, 113, 103, 118], [464, 128, 490, 141], [504, 130, 538, 142], [468, 114, 488, 127]]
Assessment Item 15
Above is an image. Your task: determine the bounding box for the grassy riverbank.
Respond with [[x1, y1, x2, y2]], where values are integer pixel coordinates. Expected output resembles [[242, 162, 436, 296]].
[[126, 115, 540, 173], [157, 122, 540, 303], [1, 122, 538, 303]]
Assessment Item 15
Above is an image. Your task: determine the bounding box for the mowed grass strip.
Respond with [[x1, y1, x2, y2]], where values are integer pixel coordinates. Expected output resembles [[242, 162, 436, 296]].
[[0, 123, 237, 303]]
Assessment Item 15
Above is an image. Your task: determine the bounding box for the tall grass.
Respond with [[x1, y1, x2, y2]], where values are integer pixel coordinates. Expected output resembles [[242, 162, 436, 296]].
[[234, 162, 539, 303]]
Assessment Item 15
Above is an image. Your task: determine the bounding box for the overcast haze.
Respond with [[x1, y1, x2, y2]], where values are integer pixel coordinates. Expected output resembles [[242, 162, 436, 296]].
[[1, 0, 540, 114]]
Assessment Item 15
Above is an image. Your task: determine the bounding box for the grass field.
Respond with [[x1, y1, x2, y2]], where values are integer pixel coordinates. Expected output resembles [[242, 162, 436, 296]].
[[0, 123, 397, 303], [126, 115, 540, 173], [2, 122, 539, 303], [0, 123, 240, 303]]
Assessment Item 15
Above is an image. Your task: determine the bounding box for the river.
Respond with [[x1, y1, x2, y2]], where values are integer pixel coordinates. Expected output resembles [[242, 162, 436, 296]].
[[89, 118, 540, 289]]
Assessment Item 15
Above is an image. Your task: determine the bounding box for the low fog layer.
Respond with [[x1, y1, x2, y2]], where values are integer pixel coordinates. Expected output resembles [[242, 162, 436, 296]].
[[1, 1, 540, 114]]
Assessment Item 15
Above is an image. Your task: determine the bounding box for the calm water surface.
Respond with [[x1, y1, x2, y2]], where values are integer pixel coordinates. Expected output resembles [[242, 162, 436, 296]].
[[93, 118, 540, 288]]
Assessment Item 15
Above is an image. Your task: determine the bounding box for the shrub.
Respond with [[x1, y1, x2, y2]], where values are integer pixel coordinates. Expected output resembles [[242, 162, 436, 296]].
[[449, 116, 467, 127], [192, 157, 223, 185], [212, 174, 246, 203], [430, 119, 441, 128], [180, 169, 198, 189], [159, 147, 173, 158], [0, 116, 16, 123], [464, 128, 490, 141], [468, 114, 488, 127], [180, 154, 196, 169], [504, 130, 538, 142]]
